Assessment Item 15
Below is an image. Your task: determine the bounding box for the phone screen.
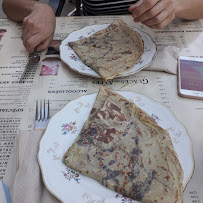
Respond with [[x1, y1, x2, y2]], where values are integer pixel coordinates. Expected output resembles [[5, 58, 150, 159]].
[[180, 59, 203, 92]]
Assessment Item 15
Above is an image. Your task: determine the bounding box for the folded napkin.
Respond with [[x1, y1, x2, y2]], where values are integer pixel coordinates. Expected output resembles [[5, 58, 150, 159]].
[[12, 130, 60, 203], [144, 45, 180, 75]]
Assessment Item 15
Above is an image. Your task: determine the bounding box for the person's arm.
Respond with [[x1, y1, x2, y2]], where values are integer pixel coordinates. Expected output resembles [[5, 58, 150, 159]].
[[175, 0, 203, 20], [2, 0, 37, 21], [129, 0, 203, 30], [2, 0, 56, 53]]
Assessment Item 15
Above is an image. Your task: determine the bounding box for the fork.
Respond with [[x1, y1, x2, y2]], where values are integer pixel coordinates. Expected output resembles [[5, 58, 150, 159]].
[[35, 99, 50, 130]]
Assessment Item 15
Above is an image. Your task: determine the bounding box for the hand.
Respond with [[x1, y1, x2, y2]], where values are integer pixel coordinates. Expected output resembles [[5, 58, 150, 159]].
[[21, 3, 56, 53], [129, 0, 176, 29]]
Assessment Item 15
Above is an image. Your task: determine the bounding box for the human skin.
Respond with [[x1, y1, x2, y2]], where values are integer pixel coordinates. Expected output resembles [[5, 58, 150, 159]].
[[129, 0, 203, 29], [2, 0, 56, 53]]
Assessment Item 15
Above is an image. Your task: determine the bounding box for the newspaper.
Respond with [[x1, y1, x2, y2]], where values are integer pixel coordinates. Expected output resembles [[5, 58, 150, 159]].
[[0, 16, 203, 202]]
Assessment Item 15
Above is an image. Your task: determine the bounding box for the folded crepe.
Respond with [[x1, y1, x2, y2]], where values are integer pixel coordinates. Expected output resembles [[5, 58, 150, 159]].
[[68, 19, 144, 82], [63, 86, 183, 202]]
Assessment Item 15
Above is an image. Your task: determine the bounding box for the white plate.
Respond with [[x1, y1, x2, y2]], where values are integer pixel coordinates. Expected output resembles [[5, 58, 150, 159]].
[[38, 91, 194, 203], [60, 24, 157, 78]]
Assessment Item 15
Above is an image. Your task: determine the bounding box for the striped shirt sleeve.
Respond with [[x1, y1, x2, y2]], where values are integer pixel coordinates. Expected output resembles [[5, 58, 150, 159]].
[[82, 0, 139, 15]]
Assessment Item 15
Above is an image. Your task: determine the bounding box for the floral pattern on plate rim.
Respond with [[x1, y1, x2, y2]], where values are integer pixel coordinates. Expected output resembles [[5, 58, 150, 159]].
[[74, 102, 91, 113], [47, 142, 60, 160], [62, 121, 77, 135], [167, 127, 182, 144], [151, 113, 161, 123], [82, 193, 105, 203], [69, 54, 80, 61], [61, 167, 80, 183]]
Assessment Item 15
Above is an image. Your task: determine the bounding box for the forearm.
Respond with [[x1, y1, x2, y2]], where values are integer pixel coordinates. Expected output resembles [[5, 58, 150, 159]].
[[2, 0, 40, 21], [175, 0, 203, 20]]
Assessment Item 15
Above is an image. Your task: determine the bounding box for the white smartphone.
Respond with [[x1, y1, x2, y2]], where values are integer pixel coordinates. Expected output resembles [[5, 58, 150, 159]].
[[178, 56, 203, 100]]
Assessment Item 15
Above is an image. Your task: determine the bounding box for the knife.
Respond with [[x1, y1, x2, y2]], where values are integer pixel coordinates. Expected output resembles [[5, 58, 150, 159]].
[[19, 47, 40, 82]]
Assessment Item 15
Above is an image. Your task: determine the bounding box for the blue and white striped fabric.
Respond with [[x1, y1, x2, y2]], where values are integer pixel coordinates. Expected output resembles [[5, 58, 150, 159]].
[[0, 181, 12, 203]]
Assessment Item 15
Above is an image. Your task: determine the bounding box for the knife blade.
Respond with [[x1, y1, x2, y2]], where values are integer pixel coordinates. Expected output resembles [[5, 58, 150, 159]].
[[19, 47, 40, 82]]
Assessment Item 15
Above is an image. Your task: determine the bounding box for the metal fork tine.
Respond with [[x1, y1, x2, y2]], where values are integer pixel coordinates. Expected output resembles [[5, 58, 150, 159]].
[[35, 99, 50, 129], [46, 100, 50, 120], [43, 99, 46, 121], [40, 100, 42, 121], [35, 100, 38, 121]]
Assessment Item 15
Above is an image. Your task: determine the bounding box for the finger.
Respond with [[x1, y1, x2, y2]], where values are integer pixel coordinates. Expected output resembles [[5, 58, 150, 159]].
[[22, 23, 39, 43], [133, 0, 171, 22], [131, 0, 159, 19], [22, 14, 34, 30], [25, 32, 54, 53], [22, 28, 39, 47], [37, 35, 54, 51], [129, 0, 143, 12], [22, 17, 38, 43], [21, 26, 29, 41], [22, 16, 29, 29], [22, 16, 31, 39], [147, 13, 175, 29], [142, 5, 174, 26], [24, 33, 44, 53]]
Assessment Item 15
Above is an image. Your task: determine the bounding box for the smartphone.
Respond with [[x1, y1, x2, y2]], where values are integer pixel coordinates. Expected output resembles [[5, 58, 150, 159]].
[[178, 56, 203, 100]]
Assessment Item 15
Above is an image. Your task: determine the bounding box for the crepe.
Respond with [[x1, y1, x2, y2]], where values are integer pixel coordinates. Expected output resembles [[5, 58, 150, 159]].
[[68, 19, 144, 82], [63, 87, 183, 202]]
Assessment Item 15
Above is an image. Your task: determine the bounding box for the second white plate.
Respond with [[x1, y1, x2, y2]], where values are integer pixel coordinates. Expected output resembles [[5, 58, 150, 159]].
[[60, 23, 157, 78]]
